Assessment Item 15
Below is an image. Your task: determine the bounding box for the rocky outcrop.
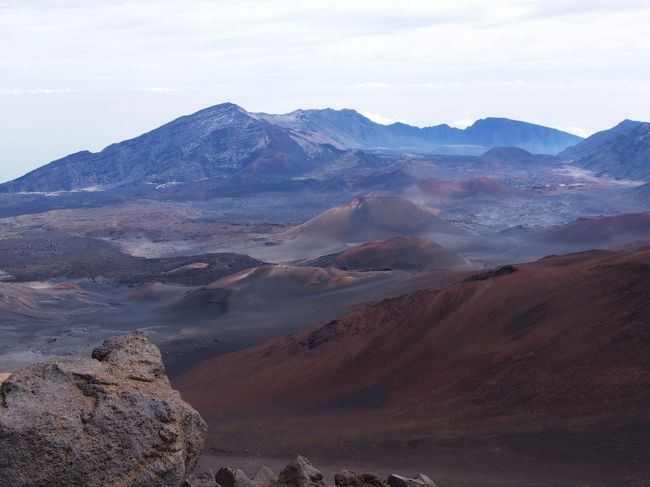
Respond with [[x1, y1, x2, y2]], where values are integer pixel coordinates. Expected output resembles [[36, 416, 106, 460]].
[[0, 331, 207, 487], [387, 474, 438, 487], [335, 471, 389, 487], [195, 458, 439, 487], [216, 467, 257, 487], [277, 456, 327, 487], [252, 465, 278, 487]]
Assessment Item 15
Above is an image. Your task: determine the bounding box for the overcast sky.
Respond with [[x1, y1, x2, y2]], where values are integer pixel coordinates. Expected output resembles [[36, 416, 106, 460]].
[[1, 0, 649, 182]]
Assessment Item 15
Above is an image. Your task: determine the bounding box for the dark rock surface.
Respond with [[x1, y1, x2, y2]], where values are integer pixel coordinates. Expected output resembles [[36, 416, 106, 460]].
[[0, 331, 207, 487], [335, 471, 389, 487], [209, 458, 439, 487], [277, 456, 327, 487], [387, 474, 439, 487]]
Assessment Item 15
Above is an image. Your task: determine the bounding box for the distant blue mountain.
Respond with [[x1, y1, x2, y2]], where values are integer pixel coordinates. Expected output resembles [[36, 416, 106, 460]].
[[559, 120, 650, 181], [260, 108, 582, 154], [0, 103, 582, 192]]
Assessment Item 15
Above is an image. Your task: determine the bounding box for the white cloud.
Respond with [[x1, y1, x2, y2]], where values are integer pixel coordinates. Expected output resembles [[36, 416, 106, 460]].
[[0, 0, 649, 181], [448, 119, 476, 129], [360, 112, 396, 125]]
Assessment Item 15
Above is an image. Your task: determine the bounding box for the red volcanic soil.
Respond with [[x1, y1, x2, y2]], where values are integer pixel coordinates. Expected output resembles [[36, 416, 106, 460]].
[[409, 176, 525, 203], [539, 211, 650, 248], [281, 195, 467, 243], [306, 237, 468, 271], [52, 282, 81, 291], [176, 249, 650, 485]]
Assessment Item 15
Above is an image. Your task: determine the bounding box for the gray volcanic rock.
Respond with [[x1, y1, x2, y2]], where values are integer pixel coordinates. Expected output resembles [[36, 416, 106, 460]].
[[184, 472, 218, 487], [277, 456, 326, 487], [0, 331, 207, 487], [252, 466, 278, 487], [216, 467, 257, 487], [335, 471, 389, 487], [387, 474, 439, 487]]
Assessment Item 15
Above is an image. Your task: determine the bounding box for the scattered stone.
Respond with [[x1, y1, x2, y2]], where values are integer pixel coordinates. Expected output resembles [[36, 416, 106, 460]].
[[335, 471, 389, 487], [184, 471, 218, 487], [252, 466, 278, 487], [387, 474, 439, 487], [277, 456, 326, 487], [216, 466, 257, 487], [0, 331, 207, 487]]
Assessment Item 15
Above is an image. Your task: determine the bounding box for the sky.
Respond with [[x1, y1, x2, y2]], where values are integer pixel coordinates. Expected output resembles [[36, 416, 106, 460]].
[[1, 0, 650, 182]]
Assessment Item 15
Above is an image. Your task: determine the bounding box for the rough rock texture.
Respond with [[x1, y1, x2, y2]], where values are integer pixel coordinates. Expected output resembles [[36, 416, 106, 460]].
[[387, 474, 438, 487], [0, 331, 207, 487], [211, 458, 439, 487], [216, 467, 257, 487], [335, 471, 389, 487], [252, 466, 278, 487], [183, 471, 218, 487], [277, 456, 326, 487]]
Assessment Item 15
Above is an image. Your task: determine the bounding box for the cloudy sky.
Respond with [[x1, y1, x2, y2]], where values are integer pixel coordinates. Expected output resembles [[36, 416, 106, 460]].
[[1, 0, 649, 182]]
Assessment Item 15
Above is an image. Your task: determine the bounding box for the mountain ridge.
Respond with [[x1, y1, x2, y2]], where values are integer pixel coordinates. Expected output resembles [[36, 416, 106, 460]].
[[559, 119, 650, 181], [1, 103, 582, 193]]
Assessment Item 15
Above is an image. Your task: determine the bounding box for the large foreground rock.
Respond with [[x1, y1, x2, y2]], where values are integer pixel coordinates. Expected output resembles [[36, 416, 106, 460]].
[[0, 331, 207, 487]]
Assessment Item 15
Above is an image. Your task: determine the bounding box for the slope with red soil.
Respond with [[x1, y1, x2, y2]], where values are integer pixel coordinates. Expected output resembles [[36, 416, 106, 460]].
[[408, 176, 526, 204], [539, 211, 650, 248], [176, 249, 650, 484], [281, 196, 467, 244], [306, 237, 468, 271]]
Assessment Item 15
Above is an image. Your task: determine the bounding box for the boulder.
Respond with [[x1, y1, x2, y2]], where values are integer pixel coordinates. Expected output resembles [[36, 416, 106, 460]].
[[387, 474, 438, 487], [0, 331, 207, 487], [216, 467, 257, 487], [335, 471, 389, 487], [252, 466, 278, 487], [184, 471, 218, 487], [277, 456, 326, 487], [0, 372, 10, 384]]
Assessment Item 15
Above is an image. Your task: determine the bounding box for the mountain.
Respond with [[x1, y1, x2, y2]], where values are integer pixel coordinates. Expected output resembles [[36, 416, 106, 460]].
[[559, 120, 650, 181], [1, 104, 581, 193], [0, 103, 344, 193], [175, 248, 650, 483], [538, 211, 650, 249], [261, 109, 582, 154], [479, 146, 559, 165], [281, 196, 468, 244], [305, 237, 468, 271]]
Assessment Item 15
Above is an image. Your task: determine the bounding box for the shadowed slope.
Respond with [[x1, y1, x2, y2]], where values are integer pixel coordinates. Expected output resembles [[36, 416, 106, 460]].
[[538, 211, 650, 248]]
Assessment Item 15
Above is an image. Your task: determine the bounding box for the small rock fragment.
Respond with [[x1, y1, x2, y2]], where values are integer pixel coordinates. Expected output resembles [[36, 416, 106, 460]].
[[277, 456, 326, 487], [252, 465, 277, 487], [335, 471, 389, 487], [387, 474, 438, 487]]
